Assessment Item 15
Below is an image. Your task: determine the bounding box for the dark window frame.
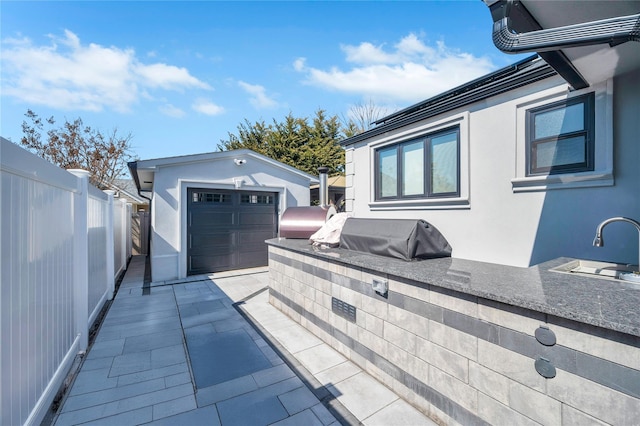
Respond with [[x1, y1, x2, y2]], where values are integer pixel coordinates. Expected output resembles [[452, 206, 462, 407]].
[[192, 192, 231, 203], [240, 193, 275, 205], [526, 93, 595, 176], [374, 126, 460, 201]]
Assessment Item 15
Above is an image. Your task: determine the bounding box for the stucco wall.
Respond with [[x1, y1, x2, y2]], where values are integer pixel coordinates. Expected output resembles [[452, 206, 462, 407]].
[[346, 70, 640, 267], [150, 152, 314, 281]]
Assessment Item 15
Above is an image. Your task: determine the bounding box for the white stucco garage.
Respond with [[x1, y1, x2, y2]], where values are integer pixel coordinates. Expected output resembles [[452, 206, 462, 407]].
[[129, 149, 318, 282]]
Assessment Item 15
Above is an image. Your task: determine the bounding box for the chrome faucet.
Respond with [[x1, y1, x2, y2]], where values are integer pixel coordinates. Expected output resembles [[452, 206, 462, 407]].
[[593, 216, 640, 268]]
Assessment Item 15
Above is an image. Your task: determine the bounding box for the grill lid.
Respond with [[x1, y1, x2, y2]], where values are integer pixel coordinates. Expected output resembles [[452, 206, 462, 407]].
[[279, 206, 336, 239], [339, 218, 452, 261]]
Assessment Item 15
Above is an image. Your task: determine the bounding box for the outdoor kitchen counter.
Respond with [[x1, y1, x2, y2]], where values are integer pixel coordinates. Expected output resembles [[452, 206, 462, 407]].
[[266, 238, 640, 338]]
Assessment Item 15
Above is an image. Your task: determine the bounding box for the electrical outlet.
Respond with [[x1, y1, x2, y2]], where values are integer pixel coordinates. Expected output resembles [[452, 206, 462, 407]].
[[372, 278, 388, 297]]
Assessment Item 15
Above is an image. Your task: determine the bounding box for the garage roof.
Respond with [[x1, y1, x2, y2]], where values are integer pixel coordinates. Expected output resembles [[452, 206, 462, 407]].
[[129, 149, 319, 194]]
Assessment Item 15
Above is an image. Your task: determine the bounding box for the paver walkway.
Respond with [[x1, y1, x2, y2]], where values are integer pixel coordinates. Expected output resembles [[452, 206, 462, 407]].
[[53, 256, 435, 425]]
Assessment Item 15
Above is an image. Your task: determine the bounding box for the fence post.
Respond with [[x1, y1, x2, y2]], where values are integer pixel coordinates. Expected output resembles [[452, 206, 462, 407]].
[[104, 190, 116, 300], [126, 203, 133, 261], [68, 169, 90, 352], [120, 199, 128, 269]]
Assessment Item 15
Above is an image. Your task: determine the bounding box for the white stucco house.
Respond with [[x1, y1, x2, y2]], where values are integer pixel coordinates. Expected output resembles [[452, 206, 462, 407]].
[[129, 149, 318, 282], [341, 0, 640, 268]]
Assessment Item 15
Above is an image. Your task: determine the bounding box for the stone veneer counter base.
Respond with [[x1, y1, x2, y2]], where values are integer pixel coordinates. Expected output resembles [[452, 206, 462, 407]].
[[267, 238, 640, 337], [266, 238, 640, 425]]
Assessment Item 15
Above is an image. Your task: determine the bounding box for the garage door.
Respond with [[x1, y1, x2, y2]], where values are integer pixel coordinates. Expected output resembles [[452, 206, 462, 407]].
[[187, 188, 278, 275]]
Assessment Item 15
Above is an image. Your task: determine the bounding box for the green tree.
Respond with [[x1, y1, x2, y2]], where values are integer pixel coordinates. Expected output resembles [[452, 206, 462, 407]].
[[20, 109, 133, 189], [217, 109, 345, 175]]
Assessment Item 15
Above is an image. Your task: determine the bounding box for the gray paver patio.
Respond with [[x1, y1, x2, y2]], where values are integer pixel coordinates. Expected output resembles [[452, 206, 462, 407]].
[[52, 255, 436, 425]]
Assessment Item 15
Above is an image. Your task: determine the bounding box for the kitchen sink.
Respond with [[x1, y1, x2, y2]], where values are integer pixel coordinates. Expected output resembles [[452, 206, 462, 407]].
[[551, 260, 640, 283]]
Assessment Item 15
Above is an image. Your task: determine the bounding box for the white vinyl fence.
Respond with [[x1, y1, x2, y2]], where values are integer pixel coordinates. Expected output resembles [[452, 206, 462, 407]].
[[1, 137, 132, 426]]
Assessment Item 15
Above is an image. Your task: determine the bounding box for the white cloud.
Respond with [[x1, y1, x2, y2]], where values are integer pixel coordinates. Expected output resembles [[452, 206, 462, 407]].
[[238, 81, 278, 109], [159, 103, 186, 118], [296, 33, 495, 103], [135, 63, 210, 90], [1, 30, 211, 112], [192, 98, 224, 116], [293, 57, 306, 72]]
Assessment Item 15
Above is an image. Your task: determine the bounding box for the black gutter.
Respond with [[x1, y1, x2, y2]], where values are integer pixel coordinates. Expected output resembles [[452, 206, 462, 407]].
[[492, 0, 640, 53], [127, 160, 153, 267], [341, 56, 556, 147], [127, 160, 152, 205], [488, 0, 590, 90]]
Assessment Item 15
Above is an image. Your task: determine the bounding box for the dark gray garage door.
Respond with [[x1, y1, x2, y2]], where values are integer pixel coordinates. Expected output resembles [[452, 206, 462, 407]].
[[187, 188, 278, 275]]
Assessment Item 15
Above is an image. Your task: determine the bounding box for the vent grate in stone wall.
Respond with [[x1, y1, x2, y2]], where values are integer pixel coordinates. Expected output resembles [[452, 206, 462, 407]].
[[332, 297, 356, 323]]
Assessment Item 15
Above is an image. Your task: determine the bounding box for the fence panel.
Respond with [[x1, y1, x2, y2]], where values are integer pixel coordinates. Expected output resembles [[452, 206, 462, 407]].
[[1, 138, 132, 426], [87, 187, 110, 327], [1, 140, 79, 426]]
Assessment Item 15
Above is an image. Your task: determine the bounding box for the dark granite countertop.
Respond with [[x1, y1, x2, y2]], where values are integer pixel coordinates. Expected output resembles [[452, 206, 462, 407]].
[[267, 238, 640, 338]]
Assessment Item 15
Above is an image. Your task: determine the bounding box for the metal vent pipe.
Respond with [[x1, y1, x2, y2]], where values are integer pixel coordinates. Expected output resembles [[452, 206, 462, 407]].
[[318, 166, 329, 208], [493, 0, 640, 54]]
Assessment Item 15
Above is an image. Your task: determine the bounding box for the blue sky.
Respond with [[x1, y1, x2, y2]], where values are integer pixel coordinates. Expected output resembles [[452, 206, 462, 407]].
[[1, 1, 526, 162]]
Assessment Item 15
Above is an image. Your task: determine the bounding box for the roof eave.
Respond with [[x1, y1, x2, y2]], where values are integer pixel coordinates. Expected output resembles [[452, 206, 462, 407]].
[[128, 150, 319, 194], [135, 149, 317, 182], [340, 55, 556, 147]]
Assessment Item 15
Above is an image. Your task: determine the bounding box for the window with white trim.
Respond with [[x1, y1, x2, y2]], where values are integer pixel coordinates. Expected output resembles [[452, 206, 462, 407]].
[[374, 126, 459, 200]]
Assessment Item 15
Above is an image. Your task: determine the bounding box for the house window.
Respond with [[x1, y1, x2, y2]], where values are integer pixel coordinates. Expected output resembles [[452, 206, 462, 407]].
[[527, 93, 594, 175], [375, 127, 459, 200]]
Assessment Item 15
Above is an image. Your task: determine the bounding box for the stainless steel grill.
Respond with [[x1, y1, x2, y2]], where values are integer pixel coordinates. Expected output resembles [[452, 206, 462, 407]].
[[279, 166, 335, 239], [279, 205, 336, 239]]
